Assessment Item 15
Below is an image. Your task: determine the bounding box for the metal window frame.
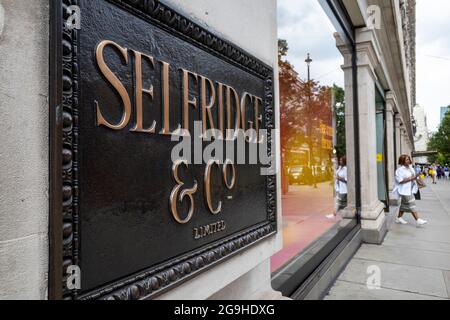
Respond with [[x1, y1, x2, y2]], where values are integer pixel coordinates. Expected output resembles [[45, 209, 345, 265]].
[[375, 87, 390, 211]]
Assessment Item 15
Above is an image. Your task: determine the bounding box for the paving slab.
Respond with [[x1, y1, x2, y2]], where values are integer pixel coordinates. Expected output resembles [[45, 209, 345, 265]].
[[338, 258, 448, 298], [354, 245, 450, 271], [325, 180, 450, 300], [324, 280, 448, 300], [382, 235, 450, 254], [386, 223, 450, 244], [444, 271, 450, 298]]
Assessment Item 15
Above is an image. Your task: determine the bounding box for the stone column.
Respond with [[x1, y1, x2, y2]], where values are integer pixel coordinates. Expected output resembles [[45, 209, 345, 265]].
[[385, 92, 396, 191], [334, 34, 356, 222], [401, 129, 406, 155], [386, 93, 399, 206], [408, 132, 414, 156], [394, 114, 401, 163], [337, 28, 386, 244], [400, 128, 408, 156]]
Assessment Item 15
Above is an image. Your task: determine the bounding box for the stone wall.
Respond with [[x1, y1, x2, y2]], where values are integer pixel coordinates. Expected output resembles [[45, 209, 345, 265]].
[[0, 0, 49, 300]]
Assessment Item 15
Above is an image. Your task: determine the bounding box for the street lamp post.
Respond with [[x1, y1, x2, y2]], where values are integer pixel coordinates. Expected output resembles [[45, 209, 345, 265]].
[[305, 53, 313, 167], [305, 53, 317, 187], [305, 53, 313, 82]]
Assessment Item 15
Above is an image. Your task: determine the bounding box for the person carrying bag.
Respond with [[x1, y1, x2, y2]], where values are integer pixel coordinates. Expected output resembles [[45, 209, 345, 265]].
[[414, 172, 426, 200], [393, 155, 428, 227]]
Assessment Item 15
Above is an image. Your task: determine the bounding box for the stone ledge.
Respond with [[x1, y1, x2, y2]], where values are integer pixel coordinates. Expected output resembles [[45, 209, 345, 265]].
[[361, 215, 388, 245], [0, 232, 48, 300], [361, 200, 386, 221]]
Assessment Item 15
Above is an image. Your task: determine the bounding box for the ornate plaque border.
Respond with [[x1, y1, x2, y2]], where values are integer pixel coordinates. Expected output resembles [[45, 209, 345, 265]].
[[49, 0, 277, 300]]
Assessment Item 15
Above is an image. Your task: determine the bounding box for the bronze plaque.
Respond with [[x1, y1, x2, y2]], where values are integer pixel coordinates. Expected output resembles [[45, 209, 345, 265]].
[[50, 0, 276, 300]]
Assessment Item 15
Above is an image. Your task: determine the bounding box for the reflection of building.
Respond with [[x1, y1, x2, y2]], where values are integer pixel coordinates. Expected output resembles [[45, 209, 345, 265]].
[[441, 106, 450, 124], [320, 122, 334, 150], [413, 104, 430, 163]]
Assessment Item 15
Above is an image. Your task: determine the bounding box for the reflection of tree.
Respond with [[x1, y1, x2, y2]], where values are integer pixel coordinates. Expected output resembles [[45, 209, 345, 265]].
[[333, 85, 346, 158], [279, 61, 332, 156], [279, 59, 308, 152], [279, 39, 339, 193]]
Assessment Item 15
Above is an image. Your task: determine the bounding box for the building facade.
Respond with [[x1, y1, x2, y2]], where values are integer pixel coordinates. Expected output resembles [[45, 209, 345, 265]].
[[413, 104, 430, 164], [0, 0, 416, 300]]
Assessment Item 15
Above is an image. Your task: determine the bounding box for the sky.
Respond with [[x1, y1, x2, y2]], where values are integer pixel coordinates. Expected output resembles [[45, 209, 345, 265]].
[[277, 0, 344, 88], [416, 0, 450, 132], [278, 0, 450, 132]]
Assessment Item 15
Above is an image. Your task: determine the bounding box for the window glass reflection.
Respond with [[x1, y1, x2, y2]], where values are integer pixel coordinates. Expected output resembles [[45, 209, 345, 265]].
[[272, 0, 352, 272]]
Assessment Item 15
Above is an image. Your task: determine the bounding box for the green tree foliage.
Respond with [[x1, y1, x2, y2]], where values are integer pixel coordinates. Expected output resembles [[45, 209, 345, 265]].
[[428, 107, 450, 165], [333, 84, 346, 158], [278, 39, 289, 59], [278, 40, 338, 156], [278, 39, 346, 193]]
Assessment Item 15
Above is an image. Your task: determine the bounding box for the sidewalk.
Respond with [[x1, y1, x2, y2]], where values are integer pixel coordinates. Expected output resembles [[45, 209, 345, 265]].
[[325, 180, 450, 300]]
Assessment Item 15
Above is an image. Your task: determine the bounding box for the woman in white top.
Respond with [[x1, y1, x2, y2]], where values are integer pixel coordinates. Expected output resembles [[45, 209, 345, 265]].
[[394, 155, 428, 226], [326, 156, 347, 219]]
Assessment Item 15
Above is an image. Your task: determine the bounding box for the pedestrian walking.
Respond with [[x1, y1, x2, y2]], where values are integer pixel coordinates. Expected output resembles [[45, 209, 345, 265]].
[[429, 164, 437, 184], [437, 166, 443, 180], [326, 156, 347, 220], [393, 155, 428, 227], [444, 166, 450, 180]]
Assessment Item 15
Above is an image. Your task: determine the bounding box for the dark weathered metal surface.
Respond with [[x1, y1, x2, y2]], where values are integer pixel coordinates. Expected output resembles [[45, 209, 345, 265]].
[[50, 0, 276, 300]]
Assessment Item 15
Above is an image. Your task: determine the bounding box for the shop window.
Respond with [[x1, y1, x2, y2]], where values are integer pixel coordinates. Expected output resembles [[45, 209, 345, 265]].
[[272, 0, 354, 273]]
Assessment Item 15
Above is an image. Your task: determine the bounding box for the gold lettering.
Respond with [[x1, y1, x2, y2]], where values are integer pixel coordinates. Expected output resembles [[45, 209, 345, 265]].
[[204, 225, 210, 236], [160, 61, 180, 135], [170, 160, 198, 224], [240, 92, 253, 131], [247, 120, 255, 142], [200, 76, 216, 138], [204, 160, 222, 214], [223, 159, 237, 190], [193, 221, 226, 240], [194, 228, 200, 240], [226, 86, 241, 139], [130, 50, 156, 133], [182, 69, 198, 135], [217, 82, 225, 138], [95, 40, 132, 130]]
